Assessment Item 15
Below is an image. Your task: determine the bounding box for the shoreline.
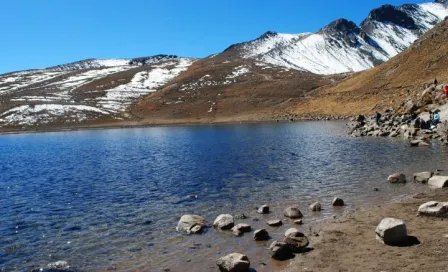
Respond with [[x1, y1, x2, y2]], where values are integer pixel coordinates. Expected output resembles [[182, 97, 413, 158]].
[[0, 116, 348, 136]]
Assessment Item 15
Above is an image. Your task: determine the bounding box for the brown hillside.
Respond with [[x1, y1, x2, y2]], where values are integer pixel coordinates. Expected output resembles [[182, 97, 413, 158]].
[[131, 55, 345, 124], [293, 17, 448, 117]]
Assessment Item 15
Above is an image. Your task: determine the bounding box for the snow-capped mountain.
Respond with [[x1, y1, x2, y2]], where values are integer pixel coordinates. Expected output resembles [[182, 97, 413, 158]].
[[222, 0, 448, 74], [0, 56, 194, 127], [46, 55, 179, 71]]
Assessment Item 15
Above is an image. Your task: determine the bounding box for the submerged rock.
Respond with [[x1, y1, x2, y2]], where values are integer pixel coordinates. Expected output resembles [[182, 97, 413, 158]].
[[177, 215, 207, 234], [267, 219, 283, 227], [375, 218, 407, 245], [231, 223, 251, 236], [234, 212, 247, 220], [309, 202, 322, 212], [213, 214, 235, 230], [332, 197, 345, 206], [257, 204, 269, 214], [216, 253, 250, 272], [388, 173, 406, 183], [253, 229, 270, 241], [284, 206, 303, 219]]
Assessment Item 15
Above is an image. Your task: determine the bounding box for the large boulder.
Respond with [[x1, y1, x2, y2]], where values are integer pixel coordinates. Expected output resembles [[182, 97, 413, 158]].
[[231, 223, 251, 236], [387, 173, 406, 183], [428, 176, 448, 188], [418, 201, 448, 217], [269, 241, 294, 260], [253, 229, 270, 241], [257, 205, 269, 214], [309, 202, 322, 212], [216, 253, 250, 272], [284, 206, 303, 219], [332, 197, 345, 206], [375, 218, 407, 245], [176, 215, 207, 234], [413, 172, 434, 183], [213, 214, 235, 230]]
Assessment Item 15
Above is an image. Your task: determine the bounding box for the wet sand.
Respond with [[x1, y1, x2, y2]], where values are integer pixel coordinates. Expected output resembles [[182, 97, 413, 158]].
[[98, 186, 448, 272]]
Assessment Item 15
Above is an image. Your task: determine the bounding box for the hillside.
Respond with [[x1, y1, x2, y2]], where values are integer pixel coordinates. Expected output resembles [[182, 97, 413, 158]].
[[292, 17, 448, 117]]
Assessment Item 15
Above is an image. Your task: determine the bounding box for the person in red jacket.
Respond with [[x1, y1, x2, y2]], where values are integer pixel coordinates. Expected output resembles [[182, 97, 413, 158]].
[[444, 85, 448, 97]]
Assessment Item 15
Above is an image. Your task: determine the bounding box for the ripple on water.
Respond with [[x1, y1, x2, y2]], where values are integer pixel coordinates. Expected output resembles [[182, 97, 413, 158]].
[[0, 122, 447, 271]]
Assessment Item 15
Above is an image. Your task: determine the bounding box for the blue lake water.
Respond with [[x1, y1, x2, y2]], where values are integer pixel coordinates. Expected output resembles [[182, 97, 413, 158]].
[[1, 122, 447, 271]]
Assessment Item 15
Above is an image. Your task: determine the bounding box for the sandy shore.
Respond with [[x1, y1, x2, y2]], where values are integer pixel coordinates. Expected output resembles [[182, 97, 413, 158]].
[[283, 187, 448, 272]]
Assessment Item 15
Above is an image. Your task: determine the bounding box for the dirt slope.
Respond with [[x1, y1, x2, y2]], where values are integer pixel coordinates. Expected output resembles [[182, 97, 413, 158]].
[[131, 54, 345, 124]]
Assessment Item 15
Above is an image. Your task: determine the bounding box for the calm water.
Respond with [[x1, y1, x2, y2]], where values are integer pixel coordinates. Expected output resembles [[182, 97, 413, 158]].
[[1, 122, 447, 271]]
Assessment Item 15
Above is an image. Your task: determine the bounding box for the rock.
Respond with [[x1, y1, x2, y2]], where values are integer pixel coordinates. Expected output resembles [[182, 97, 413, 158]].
[[284, 206, 303, 219], [413, 172, 434, 183], [176, 215, 207, 234], [418, 201, 448, 217], [375, 218, 408, 245], [294, 219, 303, 225], [48, 261, 70, 270], [216, 253, 250, 272], [283, 233, 309, 253], [257, 205, 269, 214], [267, 219, 283, 227], [231, 223, 251, 236], [428, 176, 448, 188], [284, 228, 300, 237], [309, 202, 322, 212], [253, 229, 270, 241], [213, 214, 235, 230], [332, 197, 345, 206], [387, 173, 406, 183], [234, 212, 247, 220], [269, 241, 294, 260]]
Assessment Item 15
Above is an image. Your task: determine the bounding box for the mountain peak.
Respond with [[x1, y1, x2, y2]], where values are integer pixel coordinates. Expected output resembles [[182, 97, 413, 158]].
[[362, 4, 418, 30], [319, 18, 359, 35], [259, 31, 278, 39]]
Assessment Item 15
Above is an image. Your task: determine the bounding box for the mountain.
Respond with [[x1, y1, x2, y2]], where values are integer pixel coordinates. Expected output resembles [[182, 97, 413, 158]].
[[0, 0, 447, 131], [291, 16, 448, 117], [221, 1, 448, 74], [0, 56, 194, 128]]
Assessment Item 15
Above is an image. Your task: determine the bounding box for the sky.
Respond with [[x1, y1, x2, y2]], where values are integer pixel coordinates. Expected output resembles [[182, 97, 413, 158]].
[[1, 0, 430, 74]]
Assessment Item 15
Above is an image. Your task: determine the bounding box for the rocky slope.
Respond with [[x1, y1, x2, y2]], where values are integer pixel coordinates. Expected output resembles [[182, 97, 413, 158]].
[[292, 16, 448, 118]]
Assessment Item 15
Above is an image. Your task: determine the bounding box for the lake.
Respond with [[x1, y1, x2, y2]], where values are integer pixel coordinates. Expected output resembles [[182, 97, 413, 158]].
[[1, 122, 447, 271]]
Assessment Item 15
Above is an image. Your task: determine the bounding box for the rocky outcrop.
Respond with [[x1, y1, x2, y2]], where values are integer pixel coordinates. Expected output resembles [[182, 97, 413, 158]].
[[177, 215, 208, 234], [413, 172, 434, 183], [216, 253, 250, 272], [428, 176, 448, 188], [213, 214, 235, 230], [418, 201, 448, 217], [284, 206, 303, 219], [375, 218, 408, 245]]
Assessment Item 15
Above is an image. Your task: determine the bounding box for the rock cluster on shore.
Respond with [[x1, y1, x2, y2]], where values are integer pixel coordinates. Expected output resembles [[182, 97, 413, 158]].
[[348, 84, 448, 144]]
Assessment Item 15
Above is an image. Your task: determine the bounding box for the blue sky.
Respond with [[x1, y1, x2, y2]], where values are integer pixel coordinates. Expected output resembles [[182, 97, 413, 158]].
[[1, 0, 429, 74]]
